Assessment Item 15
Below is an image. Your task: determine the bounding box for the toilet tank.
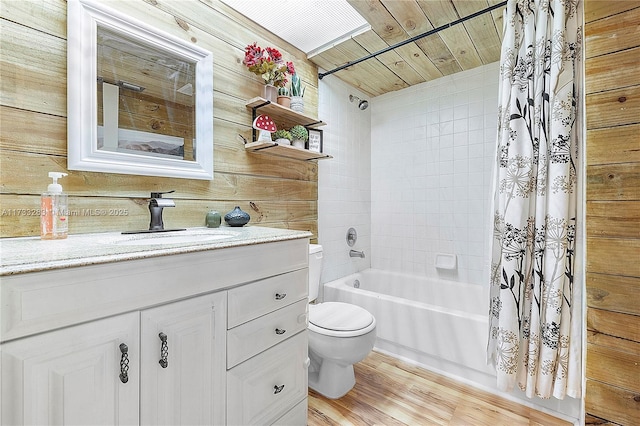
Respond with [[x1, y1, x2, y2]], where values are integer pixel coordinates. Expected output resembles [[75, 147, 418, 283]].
[[308, 244, 323, 301]]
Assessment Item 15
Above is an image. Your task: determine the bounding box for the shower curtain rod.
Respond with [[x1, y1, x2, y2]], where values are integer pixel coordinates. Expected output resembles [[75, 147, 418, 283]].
[[318, 0, 507, 80]]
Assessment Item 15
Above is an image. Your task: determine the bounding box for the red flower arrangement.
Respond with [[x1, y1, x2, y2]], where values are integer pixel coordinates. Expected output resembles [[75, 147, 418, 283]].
[[243, 42, 295, 88]]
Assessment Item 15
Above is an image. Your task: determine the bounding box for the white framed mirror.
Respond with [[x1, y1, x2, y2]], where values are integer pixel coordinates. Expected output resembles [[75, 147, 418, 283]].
[[67, 0, 214, 180]]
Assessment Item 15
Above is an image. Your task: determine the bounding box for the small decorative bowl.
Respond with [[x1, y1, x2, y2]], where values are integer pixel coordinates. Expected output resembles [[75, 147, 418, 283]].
[[224, 206, 250, 227]]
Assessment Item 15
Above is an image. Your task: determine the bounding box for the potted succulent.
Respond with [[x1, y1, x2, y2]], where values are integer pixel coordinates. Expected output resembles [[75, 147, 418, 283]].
[[290, 73, 305, 113], [289, 125, 308, 148], [272, 129, 292, 146], [277, 87, 291, 108]]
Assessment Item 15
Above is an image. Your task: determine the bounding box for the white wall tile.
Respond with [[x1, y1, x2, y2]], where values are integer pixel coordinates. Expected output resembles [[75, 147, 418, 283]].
[[370, 62, 499, 285], [319, 62, 499, 287], [318, 74, 372, 285]]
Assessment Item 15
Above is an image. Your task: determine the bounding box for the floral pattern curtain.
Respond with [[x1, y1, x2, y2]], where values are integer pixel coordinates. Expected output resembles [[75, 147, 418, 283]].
[[487, 0, 582, 399]]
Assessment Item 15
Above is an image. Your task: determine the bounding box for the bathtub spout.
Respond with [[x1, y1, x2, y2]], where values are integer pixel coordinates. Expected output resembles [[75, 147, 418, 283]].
[[349, 249, 365, 258]]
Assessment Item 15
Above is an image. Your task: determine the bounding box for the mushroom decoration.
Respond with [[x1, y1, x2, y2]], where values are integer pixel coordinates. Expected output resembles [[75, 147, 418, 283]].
[[253, 114, 277, 142]]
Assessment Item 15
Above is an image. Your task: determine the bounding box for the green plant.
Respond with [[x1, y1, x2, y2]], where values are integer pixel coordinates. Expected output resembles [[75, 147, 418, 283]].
[[278, 86, 289, 96], [290, 73, 305, 97], [272, 129, 292, 141], [289, 125, 308, 142]]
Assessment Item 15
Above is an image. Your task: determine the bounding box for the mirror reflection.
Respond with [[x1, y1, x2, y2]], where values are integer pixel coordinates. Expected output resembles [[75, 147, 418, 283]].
[[67, 0, 213, 180], [96, 26, 196, 161]]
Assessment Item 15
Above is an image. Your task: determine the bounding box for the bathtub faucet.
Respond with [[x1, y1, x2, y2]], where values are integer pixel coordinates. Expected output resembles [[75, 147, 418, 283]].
[[349, 249, 365, 258]]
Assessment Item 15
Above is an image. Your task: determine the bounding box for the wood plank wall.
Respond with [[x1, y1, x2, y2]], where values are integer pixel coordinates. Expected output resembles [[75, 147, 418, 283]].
[[0, 0, 320, 239], [584, 1, 640, 425]]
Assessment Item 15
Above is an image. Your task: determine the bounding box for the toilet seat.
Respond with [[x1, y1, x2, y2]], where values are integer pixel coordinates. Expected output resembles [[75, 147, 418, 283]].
[[309, 302, 376, 337]]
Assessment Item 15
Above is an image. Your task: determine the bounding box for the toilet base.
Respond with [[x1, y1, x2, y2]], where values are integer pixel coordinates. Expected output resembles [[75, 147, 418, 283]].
[[308, 359, 356, 399]]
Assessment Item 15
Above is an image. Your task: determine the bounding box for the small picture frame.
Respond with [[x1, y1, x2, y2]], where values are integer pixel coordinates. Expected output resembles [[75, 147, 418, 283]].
[[307, 129, 323, 153]]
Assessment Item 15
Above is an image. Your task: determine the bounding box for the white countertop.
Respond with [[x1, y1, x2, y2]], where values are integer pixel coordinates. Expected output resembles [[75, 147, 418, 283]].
[[0, 226, 312, 276]]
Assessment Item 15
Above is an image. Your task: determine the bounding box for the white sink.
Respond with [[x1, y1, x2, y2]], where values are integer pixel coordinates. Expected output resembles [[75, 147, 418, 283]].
[[111, 229, 239, 246]]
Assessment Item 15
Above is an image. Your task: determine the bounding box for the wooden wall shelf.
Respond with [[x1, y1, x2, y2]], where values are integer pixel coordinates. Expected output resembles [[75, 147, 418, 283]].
[[245, 142, 332, 161], [245, 97, 330, 161], [245, 97, 326, 129]]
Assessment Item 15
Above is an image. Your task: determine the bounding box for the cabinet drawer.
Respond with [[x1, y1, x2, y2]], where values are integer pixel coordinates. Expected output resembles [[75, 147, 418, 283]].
[[227, 332, 308, 426], [227, 268, 308, 328], [272, 398, 308, 426], [227, 298, 307, 368]]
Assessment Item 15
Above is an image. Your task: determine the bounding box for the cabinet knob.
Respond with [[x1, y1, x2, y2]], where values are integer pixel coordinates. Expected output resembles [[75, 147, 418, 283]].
[[275, 293, 287, 300], [158, 332, 168, 368], [275, 328, 286, 335], [119, 343, 129, 383], [273, 384, 285, 394]]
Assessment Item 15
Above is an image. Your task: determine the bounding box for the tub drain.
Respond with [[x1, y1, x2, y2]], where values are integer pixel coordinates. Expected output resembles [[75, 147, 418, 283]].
[[353, 279, 360, 288]]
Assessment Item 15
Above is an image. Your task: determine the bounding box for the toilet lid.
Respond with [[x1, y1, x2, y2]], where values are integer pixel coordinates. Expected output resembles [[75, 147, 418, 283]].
[[309, 302, 374, 332]]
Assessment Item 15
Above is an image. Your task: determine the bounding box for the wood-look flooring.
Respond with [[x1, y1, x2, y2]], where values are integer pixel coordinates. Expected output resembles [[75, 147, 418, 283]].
[[308, 351, 572, 426]]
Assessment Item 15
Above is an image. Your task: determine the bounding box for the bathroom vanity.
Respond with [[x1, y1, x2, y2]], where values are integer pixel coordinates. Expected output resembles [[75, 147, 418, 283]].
[[0, 227, 311, 425]]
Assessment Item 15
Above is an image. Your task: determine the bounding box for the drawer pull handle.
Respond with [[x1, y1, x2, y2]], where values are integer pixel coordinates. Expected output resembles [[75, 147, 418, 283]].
[[275, 328, 286, 335], [119, 343, 129, 383], [273, 384, 285, 394], [275, 293, 287, 300], [159, 332, 168, 368]]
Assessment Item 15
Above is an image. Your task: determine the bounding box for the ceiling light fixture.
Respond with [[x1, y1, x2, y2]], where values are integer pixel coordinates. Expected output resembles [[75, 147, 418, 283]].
[[118, 81, 145, 92]]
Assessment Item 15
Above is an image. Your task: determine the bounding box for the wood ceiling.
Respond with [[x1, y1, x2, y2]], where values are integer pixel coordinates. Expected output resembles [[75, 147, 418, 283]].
[[309, 0, 506, 97]]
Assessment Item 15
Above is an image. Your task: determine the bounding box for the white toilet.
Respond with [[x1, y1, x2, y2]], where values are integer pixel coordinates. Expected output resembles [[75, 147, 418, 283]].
[[307, 244, 376, 399]]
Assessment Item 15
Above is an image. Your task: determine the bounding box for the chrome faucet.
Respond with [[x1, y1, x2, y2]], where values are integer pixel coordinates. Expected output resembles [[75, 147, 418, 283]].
[[149, 191, 176, 231], [349, 249, 365, 258]]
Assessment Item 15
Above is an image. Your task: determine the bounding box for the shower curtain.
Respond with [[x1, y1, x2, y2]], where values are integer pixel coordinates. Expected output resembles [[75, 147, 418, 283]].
[[486, 0, 582, 399]]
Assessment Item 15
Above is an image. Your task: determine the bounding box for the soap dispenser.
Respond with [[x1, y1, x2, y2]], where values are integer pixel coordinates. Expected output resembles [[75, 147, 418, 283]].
[[41, 172, 68, 239]]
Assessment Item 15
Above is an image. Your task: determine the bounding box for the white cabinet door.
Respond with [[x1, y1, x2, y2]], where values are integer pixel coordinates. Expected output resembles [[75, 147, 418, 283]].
[[140, 292, 226, 426], [1, 313, 139, 426]]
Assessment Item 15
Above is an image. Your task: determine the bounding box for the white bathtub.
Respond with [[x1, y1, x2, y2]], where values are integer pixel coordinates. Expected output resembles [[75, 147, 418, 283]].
[[323, 269, 582, 423], [323, 269, 495, 379]]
